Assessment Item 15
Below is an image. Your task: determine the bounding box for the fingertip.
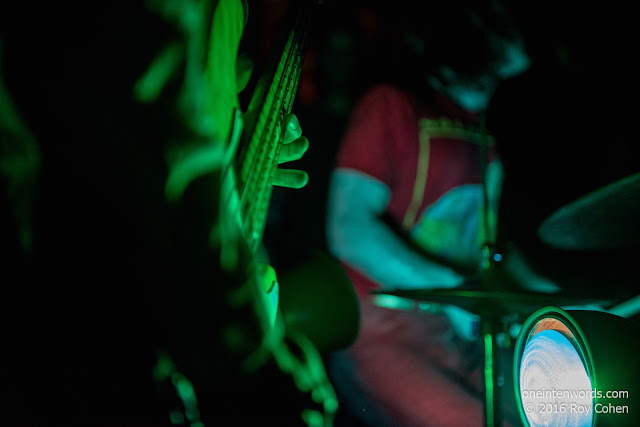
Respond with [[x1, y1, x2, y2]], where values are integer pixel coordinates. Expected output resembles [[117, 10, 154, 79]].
[[272, 169, 309, 189], [299, 135, 310, 154], [284, 114, 302, 140], [287, 171, 309, 189], [297, 171, 310, 188], [286, 113, 300, 131]]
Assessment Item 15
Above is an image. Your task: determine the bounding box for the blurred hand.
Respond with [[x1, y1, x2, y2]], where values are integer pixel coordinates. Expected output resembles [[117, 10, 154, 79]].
[[272, 113, 309, 189], [443, 305, 480, 342]]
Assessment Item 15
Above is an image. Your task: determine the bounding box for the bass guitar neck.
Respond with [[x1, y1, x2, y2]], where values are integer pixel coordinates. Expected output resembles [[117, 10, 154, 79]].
[[235, 1, 313, 252]]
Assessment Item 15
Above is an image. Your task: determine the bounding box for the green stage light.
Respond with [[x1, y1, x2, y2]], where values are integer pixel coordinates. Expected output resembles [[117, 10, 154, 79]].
[[514, 307, 640, 427]]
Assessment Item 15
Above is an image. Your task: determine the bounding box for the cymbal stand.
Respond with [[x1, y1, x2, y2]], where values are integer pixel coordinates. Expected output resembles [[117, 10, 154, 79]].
[[479, 113, 503, 427], [481, 312, 506, 427]]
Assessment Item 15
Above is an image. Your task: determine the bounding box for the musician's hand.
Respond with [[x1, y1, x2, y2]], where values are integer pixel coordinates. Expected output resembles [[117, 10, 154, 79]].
[[235, 55, 308, 189], [272, 114, 309, 189]]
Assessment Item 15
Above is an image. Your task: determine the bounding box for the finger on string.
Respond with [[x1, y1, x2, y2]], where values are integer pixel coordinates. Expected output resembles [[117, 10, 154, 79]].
[[283, 113, 302, 144], [278, 136, 309, 164]]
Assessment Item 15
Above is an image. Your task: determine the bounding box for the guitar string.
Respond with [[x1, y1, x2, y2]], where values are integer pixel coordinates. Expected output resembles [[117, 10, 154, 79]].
[[236, 33, 296, 226], [238, 22, 303, 217], [236, 14, 307, 248]]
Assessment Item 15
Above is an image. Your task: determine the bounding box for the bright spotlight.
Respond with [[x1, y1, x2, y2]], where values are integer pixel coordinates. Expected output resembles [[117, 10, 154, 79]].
[[514, 307, 640, 427]]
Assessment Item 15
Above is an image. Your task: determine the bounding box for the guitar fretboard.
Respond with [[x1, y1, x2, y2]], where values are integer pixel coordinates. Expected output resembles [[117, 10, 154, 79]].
[[235, 3, 311, 251]]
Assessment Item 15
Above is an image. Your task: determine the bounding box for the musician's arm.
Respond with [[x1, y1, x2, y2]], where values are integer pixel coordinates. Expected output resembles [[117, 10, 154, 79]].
[[327, 168, 464, 289]]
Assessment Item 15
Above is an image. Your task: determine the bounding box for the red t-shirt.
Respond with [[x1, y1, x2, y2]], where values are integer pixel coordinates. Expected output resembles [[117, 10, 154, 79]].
[[335, 85, 497, 295]]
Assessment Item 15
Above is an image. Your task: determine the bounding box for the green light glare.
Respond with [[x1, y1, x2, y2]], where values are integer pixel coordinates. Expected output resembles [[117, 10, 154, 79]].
[[0, 38, 41, 251], [169, 410, 185, 425], [173, 375, 197, 410], [171, 372, 201, 424], [484, 333, 495, 426], [204, 0, 245, 142], [152, 352, 175, 382], [301, 409, 324, 427], [133, 42, 183, 103], [153, 352, 202, 425], [272, 330, 339, 419], [256, 264, 279, 330]]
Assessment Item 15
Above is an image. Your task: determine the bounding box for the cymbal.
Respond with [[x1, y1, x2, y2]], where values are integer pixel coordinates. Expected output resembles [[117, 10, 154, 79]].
[[538, 171, 640, 250], [372, 287, 610, 317]]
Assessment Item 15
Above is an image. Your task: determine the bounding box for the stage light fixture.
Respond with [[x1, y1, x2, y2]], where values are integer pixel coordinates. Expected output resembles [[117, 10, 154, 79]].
[[514, 306, 640, 427]]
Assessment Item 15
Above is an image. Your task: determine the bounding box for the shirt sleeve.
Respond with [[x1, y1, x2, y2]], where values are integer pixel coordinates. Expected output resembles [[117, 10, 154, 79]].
[[336, 85, 416, 188]]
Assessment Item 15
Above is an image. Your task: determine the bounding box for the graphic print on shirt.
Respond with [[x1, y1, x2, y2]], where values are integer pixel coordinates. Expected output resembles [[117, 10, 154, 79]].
[[410, 118, 502, 270]]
